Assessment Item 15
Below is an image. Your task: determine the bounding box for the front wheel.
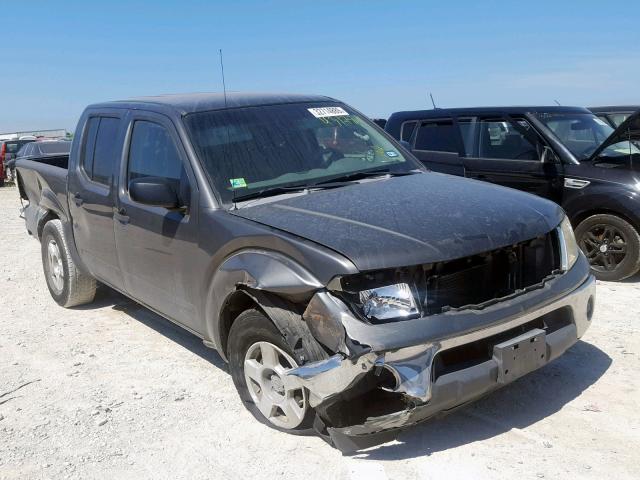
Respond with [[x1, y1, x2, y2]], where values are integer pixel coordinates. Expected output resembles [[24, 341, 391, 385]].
[[227, 309, 318, 432], [41, 219, 97, 307], [575, 214, 640, 281]]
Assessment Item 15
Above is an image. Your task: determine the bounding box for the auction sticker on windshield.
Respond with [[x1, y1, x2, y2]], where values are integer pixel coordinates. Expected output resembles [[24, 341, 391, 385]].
[[308, 107, 349, 118], [229, 177, 247, 189]]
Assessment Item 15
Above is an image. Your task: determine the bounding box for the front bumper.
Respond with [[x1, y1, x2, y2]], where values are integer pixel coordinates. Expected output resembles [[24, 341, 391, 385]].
[[286, 258, 596, 452]]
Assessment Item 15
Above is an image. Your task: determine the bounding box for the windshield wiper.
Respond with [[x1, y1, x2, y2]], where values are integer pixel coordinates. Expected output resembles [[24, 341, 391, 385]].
[[311, 168, 421, 185], [233, 182, 349, 203]]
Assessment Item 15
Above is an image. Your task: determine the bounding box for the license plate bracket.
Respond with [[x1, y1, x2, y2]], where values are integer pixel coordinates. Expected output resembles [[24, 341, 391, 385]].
[[492, 328, 547, 384]]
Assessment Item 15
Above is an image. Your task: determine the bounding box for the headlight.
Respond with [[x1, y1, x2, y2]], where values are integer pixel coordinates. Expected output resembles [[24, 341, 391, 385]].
[[559, 216, 579, 271], [358, 283, 419, 322]]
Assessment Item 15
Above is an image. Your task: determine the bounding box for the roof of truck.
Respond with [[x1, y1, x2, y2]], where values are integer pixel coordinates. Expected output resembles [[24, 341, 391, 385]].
[[90, 92, 337, 115], [388, 106, 591, 121], [589, 105, 640, 113]]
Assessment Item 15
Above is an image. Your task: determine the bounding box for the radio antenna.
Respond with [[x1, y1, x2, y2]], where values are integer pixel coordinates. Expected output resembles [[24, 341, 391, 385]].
[[554, 99, 561, 106], [429, 92, 437, 109], [219, 49, 235, 209], [219, 49, 228, 108]]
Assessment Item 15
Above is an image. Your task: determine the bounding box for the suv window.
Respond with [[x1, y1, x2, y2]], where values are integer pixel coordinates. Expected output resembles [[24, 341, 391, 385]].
[[81, 116, 120, 185], [608, 113, 630, 128], [401, 121, 417, 142], [414, 120, 458, 153], [478, 118, 539, 160]]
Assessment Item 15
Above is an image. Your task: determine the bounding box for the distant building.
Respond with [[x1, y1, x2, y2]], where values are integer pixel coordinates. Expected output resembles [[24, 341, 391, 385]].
[[0, 129, 70, 141]]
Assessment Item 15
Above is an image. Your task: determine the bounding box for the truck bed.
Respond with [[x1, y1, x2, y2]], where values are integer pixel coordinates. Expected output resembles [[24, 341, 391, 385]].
[[16, 158, 69, 236]]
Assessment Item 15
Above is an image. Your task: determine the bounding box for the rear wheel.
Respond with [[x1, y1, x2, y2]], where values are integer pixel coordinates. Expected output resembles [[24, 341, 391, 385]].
[[227, 309, 319, 432], [41, 219, 97, 307], [575, 214, 640, 281]]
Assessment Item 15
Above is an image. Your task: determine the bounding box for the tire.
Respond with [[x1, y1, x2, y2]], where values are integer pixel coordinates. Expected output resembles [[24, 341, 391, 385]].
[[227, 309, 323, 433], [41, 219, 97, 307], [574, 214, 640, 281]]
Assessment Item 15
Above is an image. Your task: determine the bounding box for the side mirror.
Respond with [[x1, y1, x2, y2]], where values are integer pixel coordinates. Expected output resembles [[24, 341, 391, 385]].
[[399, 140, 412, 151], [541, 146, 557, 164], [129, 176, 179, 208]]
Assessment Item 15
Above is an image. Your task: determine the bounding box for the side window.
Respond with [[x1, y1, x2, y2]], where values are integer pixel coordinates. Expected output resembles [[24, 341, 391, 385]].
[[92, 118, 121, 185], [81, 117, 100, 177], [457, 117, 477, 156], [81, 116, 120, 184], [478, 118, 540, 160], [127, 121, 189, 205], [414, 120, 459, 153], [400, 121, 417, 142]]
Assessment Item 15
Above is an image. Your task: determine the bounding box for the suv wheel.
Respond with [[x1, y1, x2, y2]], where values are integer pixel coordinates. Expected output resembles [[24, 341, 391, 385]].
[[575, 214, 640, 281], [227, 309, 319, 432], [41, 219, 97, 307]]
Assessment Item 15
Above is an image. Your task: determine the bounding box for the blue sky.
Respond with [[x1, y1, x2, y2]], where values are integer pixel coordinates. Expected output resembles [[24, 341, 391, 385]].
[[2, 0, 639, 132]]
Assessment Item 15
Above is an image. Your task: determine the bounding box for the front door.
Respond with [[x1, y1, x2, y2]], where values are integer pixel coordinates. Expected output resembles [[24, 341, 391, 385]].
[[113, 112, 200, 331], [67, 112, 124, 288], [462, 116, 563, 203]]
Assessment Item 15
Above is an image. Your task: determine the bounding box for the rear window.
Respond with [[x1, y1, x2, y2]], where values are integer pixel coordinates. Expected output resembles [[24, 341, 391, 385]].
[[414, 120, 459, 153], [81, 117, 121, 185], [38, 142, 71, 155]]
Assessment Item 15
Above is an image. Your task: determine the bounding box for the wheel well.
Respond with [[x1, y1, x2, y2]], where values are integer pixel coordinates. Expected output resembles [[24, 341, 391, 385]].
[[571, 209, 639, 232], [219, 289, 262, 357], [16, 172, 28, 200], [37, 212, 59, 240]]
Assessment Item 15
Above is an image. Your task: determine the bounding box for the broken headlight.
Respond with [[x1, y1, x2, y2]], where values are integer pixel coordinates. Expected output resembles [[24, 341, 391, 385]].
[[559, 215, 579, 271], [358, 283, 420, 322]]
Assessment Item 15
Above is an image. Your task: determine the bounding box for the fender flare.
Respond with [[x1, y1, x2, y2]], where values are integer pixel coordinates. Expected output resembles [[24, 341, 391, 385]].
[[563, 187, 640, 229], [204, 249, 325, 357], [34, 189, 90, 275]]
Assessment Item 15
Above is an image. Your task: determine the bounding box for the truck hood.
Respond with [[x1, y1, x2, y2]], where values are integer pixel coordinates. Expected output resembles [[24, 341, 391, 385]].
[[588, 110, 640, 162], [231, 173, 564, 271]]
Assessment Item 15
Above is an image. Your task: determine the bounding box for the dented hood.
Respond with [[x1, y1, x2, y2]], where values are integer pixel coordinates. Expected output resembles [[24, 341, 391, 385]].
[[231, 173, 564, 271]]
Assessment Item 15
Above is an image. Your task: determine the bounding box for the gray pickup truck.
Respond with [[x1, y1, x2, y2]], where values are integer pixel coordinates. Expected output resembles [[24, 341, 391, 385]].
[[16, 93, 595, 451]]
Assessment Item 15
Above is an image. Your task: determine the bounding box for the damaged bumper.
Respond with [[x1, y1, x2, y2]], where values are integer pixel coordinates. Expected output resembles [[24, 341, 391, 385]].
[[285, 259, 595, 451]]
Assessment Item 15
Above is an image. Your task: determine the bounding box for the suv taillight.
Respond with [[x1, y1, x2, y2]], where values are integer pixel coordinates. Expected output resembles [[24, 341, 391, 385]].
[[0, 143, 5, 162]]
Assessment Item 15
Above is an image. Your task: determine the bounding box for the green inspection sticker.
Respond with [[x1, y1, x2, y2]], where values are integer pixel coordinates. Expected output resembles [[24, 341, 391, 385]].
[[229, 178, 247, 189]]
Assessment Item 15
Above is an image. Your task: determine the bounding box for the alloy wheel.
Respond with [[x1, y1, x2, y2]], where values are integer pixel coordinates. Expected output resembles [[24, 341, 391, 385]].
[[579, 223, 627, 273], [243, 341, 307, 429], [46, 239, 64, 293]]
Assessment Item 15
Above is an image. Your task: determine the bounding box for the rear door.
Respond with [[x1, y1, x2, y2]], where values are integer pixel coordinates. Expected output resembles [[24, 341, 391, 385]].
[[409, 118, 465, 176], [114, 111, 200, 331], [462, 115, 563, 202], [67, 112, 124, 287]]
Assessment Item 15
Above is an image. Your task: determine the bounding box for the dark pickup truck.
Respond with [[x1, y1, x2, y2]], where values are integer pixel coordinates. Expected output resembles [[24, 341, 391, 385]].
[[16, 93, 594, 451], [386, 106, 640, 281]]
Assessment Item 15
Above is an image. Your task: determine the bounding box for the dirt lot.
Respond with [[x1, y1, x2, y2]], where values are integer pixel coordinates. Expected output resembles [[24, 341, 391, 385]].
[[0, 184, 639, 480]]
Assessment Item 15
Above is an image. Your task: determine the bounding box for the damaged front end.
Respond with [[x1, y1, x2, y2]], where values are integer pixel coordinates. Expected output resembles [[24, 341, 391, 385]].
[[284, 228, 595, 452]]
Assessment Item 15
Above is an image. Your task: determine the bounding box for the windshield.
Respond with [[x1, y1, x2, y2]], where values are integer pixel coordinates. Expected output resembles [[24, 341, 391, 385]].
[[536, 112, 640, 160], [185, 102, 419, 204]]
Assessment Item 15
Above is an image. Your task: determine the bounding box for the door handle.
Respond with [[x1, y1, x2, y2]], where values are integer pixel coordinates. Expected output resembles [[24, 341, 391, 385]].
[[73, 192, 84, 206], [114, 208, 130, 225]]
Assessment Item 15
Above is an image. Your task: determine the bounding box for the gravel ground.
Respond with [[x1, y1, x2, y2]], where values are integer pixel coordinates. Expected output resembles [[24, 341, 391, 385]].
[[1, 184, 639, 480]]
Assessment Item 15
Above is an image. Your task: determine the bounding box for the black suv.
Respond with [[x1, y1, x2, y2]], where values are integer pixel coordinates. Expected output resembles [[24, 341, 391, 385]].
[[386, 106, 640, 281]]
